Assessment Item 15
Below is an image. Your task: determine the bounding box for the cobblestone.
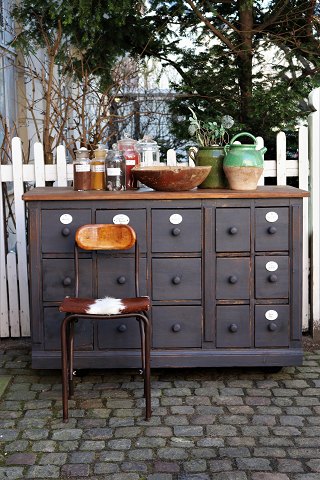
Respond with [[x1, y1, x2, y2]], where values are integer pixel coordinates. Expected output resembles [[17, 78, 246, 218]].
[[1, 340, 320, 479]]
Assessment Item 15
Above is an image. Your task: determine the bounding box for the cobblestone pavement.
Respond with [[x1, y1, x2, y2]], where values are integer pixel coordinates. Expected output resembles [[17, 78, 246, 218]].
[[1, 340, 320, 480]]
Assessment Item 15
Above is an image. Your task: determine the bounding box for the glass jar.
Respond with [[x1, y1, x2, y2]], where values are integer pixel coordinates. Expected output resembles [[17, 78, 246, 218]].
[[118, 134, 140, 190], [73, 147, 91, 191], [91, 144, 107, 190], [137, 135, 160, 166], [105, 146, 126, 191]]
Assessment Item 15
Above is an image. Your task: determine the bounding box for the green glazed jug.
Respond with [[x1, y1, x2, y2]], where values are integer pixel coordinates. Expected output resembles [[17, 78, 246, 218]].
[[223, 132, 267, 190]]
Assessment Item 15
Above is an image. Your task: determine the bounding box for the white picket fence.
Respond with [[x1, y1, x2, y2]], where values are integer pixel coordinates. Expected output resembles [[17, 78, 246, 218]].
[[0, 87, 320, 339]]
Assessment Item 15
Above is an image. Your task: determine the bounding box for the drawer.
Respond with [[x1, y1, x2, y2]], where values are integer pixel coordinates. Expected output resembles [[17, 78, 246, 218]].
[[216, 208, 250, 252], [97, 256, 147, 298], [42, 209, 91, 253], [42, 259, 92, 301], [152, 209, 201, 252], [152, 306, 202, 348], [97, 318, 141, 349], [96, 209, 147, 253], [255, 305, 289, 347], [255, 207, 289, 251], [216, 305, 250, 348], [152, 258, 201, 300], [216, 258, 250, 299], [43, 308, 93, 351], [255, 256, 289, 299]]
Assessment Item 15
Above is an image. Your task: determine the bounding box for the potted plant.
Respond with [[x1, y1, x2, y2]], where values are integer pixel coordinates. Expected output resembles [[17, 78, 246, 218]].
[[188, 107, 234, 188]]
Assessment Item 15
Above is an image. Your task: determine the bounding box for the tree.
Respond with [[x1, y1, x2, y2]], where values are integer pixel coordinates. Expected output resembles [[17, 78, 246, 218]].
[[9, 0, 157, 162], [146, 0, 320, 144]]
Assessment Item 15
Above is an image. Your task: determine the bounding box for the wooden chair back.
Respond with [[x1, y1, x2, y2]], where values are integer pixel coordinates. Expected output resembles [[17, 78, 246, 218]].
[[75, 224, 136, 251]]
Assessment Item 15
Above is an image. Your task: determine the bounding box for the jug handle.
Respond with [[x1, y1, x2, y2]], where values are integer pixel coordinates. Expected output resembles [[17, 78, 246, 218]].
[[188, 147, 198, 164], [224, 144, 230, 155], [229, 132, 257, 146]]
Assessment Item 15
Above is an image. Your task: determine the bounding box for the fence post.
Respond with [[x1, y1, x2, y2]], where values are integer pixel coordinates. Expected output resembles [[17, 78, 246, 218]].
[[34, 142, 46, 187], [12, 137, 30, 336], [308, 87, 320, 340], [276, 131, 287, 185], [256, 136, 265, 186], [298, 126, 309, 332], [56, 145, 68, 186], [0, 161, 9, 337]]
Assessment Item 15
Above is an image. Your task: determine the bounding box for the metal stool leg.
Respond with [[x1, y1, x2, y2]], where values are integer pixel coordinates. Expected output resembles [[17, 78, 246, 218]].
[[61, 315, 70, 422], [68, 320, 75, 398]]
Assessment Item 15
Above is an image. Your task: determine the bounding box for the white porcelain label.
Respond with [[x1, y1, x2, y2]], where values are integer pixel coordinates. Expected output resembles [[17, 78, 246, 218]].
[[266, 261, 278, 272], [113, 214, 130, 225], [60, 214, 73, 225], [265, 310, 278, 321], [169, 214, 183, 225], [265, 211, 278, 222]]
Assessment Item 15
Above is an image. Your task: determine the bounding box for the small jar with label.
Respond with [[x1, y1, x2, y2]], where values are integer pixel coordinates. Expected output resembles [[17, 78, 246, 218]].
[[105, 145, 126, 191], [73, 147, 91, 191], [118, 134, 140, 190], [91, 144, 107, 190]]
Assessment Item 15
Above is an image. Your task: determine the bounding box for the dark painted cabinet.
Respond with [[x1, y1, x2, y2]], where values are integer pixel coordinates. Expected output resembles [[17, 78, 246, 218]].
[[23, 186, 307, 369]]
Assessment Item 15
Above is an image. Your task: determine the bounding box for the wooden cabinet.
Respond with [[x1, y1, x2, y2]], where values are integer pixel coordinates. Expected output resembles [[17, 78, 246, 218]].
[[23, 186, 308, 369]]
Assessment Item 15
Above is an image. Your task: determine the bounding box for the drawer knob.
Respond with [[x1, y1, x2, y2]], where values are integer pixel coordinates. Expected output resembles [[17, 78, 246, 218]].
[[117, 276, 126, 284], [62, 276, 72, 286], [268, 226, 277, 234], [172, 276, 181, 285], [172, 323, 181, 332], [117, 324, 127, 333], [229, 323, 238, 333], [268, 274, 278, 283], [61, 227, 71, 236], [268, 322, 278, 332], [172, 228, 181, 236], [229, 226, 238, 235], [228, 275, 238, 284]]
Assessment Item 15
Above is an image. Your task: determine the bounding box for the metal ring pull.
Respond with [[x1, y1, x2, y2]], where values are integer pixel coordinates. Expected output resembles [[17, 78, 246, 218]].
[[172, 276, 181, 285], [172, 324, 181, 332]]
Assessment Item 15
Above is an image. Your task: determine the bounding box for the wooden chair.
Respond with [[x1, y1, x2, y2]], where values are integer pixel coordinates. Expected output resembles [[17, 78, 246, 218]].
[[59, 224, 151, 422]]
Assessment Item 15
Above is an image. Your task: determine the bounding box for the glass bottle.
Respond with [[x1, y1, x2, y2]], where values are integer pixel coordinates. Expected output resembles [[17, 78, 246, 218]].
[[137, 135, 160, 166], [91, 144, 107, 190], [73, 147, 91, 191], [118, 134, 140, 190], [105, 145, 126, 191]]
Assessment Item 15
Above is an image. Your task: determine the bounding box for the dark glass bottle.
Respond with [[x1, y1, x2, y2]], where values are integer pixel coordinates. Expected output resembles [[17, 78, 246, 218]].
[[105, 146, 126, 191]]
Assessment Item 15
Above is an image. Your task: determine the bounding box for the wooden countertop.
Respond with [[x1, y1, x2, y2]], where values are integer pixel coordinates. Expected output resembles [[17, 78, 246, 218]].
[[23, 185, 309, 201]]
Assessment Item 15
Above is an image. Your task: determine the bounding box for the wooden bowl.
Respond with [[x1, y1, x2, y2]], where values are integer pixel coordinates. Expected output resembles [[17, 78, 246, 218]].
[[132, 165, 212, 191]]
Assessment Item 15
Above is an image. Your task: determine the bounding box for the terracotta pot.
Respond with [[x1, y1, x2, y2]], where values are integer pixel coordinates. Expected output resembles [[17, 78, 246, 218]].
[[192, 146, 228, 189]]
